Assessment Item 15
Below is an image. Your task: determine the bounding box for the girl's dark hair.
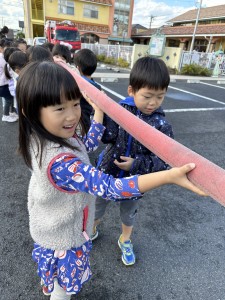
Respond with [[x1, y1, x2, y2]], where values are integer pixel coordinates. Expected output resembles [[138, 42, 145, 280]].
[[28, 45, 53, 62], [8, 51, 28, 72], [74, 48, 97, 76], [52, 43, 71, 63], [4, 47, 21, 79], [41, 42, 54, 52], [0, 26, 9, 38], [16, 61, 83, 169], [12, 38, 27, 47], [1, 26, 9, 34], [0, 38, 11, 48], [129, 56, 170, 92]]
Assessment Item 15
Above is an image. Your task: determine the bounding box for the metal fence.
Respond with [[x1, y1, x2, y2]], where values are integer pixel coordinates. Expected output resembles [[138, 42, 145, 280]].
[[81, 43, 133, 63], [179, 51, 225, 75]]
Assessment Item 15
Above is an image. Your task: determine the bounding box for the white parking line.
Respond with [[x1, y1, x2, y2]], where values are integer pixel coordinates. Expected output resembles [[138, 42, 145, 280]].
[[99, 83, 225, 112], [169, 86, 225, 105], [200, 81, 225, 89], [164, 107, 225, 112], [99, 83, 125, 99]]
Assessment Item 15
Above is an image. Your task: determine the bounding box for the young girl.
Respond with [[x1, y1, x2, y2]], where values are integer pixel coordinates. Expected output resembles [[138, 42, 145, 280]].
[[16, 61, 205, 300], [0, 40, 17, 122]]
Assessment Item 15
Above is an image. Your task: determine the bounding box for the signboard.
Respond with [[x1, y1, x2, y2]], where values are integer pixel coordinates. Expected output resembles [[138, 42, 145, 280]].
[[19, 21, 24, 28], [149, 33, 166, 57]]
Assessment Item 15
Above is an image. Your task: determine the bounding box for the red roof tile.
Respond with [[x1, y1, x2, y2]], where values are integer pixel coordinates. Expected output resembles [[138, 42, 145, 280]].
[[131, 24, 225, 37], [170, 4, 225, 23]]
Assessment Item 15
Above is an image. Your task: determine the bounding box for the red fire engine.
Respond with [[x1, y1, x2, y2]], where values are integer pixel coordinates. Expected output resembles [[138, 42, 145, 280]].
[[45, 20, 81, 53]]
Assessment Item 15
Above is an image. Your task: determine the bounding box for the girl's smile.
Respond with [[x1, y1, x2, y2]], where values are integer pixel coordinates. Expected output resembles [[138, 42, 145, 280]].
[[40, 99, 81, 139]]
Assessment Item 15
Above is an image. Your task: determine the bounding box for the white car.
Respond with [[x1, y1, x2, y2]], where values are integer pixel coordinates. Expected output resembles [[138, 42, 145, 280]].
[[33, 37, 46, 46]]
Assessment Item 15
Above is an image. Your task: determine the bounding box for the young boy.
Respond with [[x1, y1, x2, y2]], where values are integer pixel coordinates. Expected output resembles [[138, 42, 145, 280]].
[[92, 56, 174, 266], [74, 48, 101, 131]]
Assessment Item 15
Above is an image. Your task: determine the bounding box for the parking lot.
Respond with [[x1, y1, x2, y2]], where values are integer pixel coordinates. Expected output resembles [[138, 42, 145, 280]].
[[1, 71, 225, 300]]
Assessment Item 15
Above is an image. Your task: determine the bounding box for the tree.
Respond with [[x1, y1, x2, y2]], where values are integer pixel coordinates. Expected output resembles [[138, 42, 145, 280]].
[[16, 32, 25, 39]]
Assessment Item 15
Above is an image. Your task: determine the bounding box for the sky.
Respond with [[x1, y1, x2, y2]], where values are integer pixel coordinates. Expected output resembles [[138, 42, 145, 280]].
[[0, 0, 225, 31], [132, 0, 225, 28]]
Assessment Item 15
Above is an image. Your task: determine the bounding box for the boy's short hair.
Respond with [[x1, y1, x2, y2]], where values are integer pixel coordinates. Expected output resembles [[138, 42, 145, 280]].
[[9, 51, 28, 72], [130, 56, 170, 92], [74, 49, 97, 76], [28, 45, 53, 62], [12, 39, 27, 47], [41, 42, 54, 52], [52, 43, 71, 63]]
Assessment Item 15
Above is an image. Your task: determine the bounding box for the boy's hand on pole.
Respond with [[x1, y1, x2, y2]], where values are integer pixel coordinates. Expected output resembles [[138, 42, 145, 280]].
[[114, 156, 134, 171]]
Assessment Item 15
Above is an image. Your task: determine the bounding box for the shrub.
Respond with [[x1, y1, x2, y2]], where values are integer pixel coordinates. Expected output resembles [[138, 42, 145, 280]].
[[180, 63, 211, 76], [167, 66, 178, 75], [96, 54, 106, 62], [96, 54, 130, 68], [16, 31, 25, 39], [117, 57, 130, 68], [104, 56, 116, 65]]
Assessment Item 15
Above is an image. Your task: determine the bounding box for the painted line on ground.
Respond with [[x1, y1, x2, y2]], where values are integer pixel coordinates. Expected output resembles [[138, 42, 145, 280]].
[[199, 81, 225, 89], [100, 83, 225, 111], [99, 83, 125, 99], [164, 107, 225, 112], [169, 86, 225, 105]]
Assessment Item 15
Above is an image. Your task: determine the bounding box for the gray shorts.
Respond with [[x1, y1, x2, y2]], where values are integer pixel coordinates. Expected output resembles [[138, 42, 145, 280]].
[[94, 196, 139, 227]]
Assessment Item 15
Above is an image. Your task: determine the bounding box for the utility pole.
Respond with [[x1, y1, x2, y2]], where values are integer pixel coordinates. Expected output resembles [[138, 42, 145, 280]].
[[149, 15, 155, 29], [189, 0, 203, 53]]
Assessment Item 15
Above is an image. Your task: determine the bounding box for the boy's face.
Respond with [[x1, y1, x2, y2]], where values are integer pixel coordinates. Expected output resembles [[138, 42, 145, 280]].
[[128, 86, 166, 115], [18, 43, 27, 53]]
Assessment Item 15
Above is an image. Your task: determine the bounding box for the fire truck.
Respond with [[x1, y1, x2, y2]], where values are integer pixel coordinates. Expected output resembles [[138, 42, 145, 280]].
[[45, 20, 81, 53]]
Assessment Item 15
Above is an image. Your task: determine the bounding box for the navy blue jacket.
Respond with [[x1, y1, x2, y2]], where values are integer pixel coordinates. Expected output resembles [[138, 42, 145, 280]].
[[97, 96, 174, 178], [81, 76, 101, 131]]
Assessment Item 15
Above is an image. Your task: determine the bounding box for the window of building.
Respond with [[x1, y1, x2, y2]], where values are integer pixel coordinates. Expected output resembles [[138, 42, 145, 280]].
[[58, 0, 74, 15], [113, 0, 130, 37], [81, 33, 99, 44], [83, 4, 98, 19], [168, 39, 180, 47]]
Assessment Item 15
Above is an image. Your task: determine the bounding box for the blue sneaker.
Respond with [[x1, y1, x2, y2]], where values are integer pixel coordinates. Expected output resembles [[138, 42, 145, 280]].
[[118, 235, 136, 266]]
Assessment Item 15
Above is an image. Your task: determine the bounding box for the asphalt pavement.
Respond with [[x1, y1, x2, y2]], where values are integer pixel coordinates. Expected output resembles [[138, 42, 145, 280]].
[[1, 74, 225, 300]]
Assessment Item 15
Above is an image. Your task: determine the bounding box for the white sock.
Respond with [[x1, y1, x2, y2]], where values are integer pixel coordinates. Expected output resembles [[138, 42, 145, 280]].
[[50, 280, 71, 300]]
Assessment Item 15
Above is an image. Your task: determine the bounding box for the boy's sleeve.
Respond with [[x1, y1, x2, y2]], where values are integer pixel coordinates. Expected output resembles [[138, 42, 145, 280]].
[[130, 120, 174, 175], [101, 114, 119, 144]]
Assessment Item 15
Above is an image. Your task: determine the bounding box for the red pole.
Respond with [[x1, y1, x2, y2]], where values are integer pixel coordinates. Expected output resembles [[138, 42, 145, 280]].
[[59, 62, 225, 205]]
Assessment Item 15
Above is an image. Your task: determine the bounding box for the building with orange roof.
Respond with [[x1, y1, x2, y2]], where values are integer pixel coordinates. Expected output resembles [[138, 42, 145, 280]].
[[131, 4, 225, 53]]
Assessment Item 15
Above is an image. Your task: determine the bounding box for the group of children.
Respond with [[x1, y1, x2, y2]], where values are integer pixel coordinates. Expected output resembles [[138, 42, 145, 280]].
[[0, 37, 85, 123], [0, 33, 207, 299]]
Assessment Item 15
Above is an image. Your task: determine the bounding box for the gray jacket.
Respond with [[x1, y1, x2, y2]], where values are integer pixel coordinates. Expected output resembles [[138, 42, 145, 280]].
[[28, 136, 95, 250]]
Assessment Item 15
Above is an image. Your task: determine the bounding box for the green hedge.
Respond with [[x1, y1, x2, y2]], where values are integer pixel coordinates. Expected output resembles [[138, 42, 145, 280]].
[[180, 64, 212, 76], [96, 55, 130, 68]]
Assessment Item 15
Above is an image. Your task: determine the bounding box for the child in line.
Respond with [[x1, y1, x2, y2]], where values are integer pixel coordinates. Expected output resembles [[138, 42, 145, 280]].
[[4, 47, 22, 117], [52, 42, 80, 76], [93, 56, 175, 266], [12, 38, 27, 53], [7, 51, 28, 112], [41, 41, 54, 52], [16, 61, 205, 300], [0, 40, 17, 122], [27, 45, 53, 62], [74, 48, 102, 131], [52, 42, 72, 64]]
